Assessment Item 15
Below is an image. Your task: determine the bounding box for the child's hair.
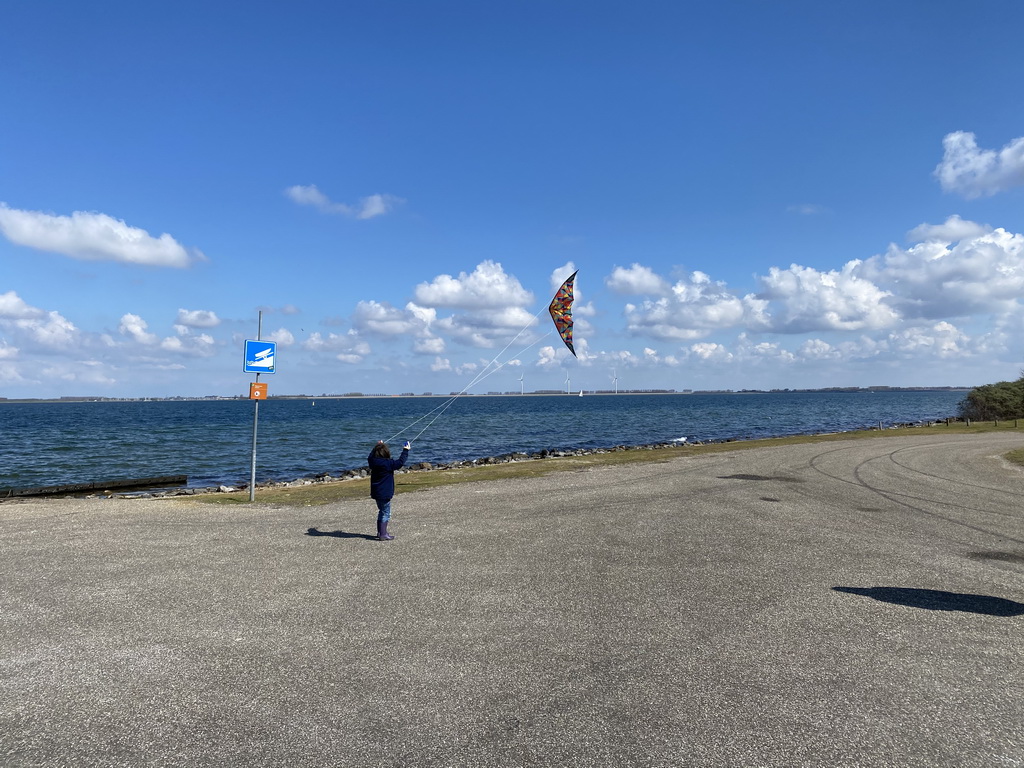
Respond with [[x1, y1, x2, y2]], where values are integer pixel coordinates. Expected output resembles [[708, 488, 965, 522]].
[[371, 441, 391, 459]]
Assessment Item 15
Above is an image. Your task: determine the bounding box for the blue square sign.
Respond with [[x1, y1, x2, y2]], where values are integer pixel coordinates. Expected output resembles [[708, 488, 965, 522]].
[[244, 340, 277, 374]]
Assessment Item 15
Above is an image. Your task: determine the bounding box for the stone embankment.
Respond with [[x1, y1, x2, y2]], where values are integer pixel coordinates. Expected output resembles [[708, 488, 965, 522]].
[[106, 442, 697, 499], [75, 418, 956, 500]]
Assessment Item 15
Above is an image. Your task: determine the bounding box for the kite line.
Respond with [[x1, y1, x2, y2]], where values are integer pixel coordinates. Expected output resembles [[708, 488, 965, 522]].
[[381, 269, 579, 445], [382, 313, 551, 445]]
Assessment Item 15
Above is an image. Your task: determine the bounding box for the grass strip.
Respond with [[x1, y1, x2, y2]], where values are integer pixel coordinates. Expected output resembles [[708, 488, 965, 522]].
[[1005, 447, 1024, 468], [195, 420, 1024, 507]]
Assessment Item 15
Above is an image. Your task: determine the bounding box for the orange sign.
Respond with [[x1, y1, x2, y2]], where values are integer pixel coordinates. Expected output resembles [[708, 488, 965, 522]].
[[249, 382, 268, 400]]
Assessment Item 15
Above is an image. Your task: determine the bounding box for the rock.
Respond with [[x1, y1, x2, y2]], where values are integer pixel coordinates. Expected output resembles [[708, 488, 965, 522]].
[[416, 462, 433, 470]]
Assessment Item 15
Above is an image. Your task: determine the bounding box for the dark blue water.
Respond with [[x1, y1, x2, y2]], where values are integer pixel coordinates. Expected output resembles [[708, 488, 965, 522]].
[[0, 391, 965, 490]]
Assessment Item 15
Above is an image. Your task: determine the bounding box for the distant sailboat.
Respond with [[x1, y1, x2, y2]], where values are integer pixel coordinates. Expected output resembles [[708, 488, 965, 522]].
[[578, 389, 583, 397]]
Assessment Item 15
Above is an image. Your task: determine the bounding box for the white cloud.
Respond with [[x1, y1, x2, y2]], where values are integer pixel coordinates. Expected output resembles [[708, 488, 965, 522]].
[[536, 345, 562, 369], [0, 291, 46, 319], [192, 333, 217, 356], [39, 360, 116, 387], [0, 339, 19, 359], [735, 334, 796, 363], [688, 342, 733, 362], [606, 263, 670, 296], [284, 185, 402, 219], [356, 194, 399, 220], [573, 301, 597, 318], [16, 311, 78, 349], [859, 224, 1024, 319], [590, 349, 641, 369], [159, 333, 216, 357], [285, 185, 332, 208], [0, 204, 202, 267], [175, 308, 221, 328], [303, 330, 370, 362], [119, 313, 158, 345], [428, 355, 484, 376], [549, 262, 580, 293], [640, 347, 680, 366], [351, 300, 444, 354], [115, 313, 218, 357], [934, 131, 1024, 198], [885, 321, 969, 359], [159, 336, 184, 352], [758, 262, 899, 332], [798, 338, 839, 360], [906, 214, 990, 244], [436, 306, 540, 348], [405, 302, 437, 327], [410, 262, 540, 349], [624, 270, 768, 339], [414, 337, 445, 354], [352, 301, 424, 336], [602, 232, 1024, 348], [265, 328, 295, 346], [414, 260, 533, 309], [0, 360, 24, 382]]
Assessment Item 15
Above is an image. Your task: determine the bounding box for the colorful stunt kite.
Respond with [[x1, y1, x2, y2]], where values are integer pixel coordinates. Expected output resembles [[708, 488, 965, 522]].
[[549, 270, 578, 357]]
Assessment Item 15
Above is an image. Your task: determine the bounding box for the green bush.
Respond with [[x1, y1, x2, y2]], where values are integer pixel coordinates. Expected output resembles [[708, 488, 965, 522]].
[[959, 374, 1024, 420]]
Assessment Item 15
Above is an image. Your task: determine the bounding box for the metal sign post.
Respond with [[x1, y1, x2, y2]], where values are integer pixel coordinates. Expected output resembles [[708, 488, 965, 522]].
[[244, 313, 277, 502]]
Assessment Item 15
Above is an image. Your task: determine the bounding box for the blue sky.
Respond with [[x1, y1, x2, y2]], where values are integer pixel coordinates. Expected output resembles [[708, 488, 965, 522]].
[[3, 1, 1024, 398]]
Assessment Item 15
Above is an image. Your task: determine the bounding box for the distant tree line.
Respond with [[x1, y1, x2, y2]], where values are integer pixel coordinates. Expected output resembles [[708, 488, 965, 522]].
[[958, 372, 1024, 420]]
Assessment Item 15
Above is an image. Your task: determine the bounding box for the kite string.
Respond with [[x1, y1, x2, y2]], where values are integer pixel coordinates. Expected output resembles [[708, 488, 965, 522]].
[[382, 305, 552, 445], [384, 330, 549, 445], [406, 333, 551, 442], [380, 395, 460, 444]]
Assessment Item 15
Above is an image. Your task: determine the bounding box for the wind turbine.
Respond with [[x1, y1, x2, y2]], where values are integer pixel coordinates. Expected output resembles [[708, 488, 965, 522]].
[[565, 369, 571, 395], [612, 368, 619, 395], [519, 372, 524, 395]]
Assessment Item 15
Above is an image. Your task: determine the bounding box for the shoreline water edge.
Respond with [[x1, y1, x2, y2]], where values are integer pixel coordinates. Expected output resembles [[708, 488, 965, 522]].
[[1, 391, 970, 496], [3, 416, 973, 502]]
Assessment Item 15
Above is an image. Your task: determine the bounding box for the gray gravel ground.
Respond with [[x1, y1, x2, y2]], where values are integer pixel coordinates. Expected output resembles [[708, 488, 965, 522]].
[[2, 431, 1022, 767]]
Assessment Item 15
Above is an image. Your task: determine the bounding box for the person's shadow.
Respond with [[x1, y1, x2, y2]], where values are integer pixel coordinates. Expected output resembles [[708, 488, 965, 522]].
[[306, 527, 377, 541], [833, 586, 1024, 617]]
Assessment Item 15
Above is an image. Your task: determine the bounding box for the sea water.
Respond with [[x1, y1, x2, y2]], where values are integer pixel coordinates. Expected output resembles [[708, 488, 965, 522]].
[[0, 391, 966, 490]]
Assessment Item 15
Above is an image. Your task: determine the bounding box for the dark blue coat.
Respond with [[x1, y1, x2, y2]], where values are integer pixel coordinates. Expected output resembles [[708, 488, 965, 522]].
[[368, 447, 408, 500]]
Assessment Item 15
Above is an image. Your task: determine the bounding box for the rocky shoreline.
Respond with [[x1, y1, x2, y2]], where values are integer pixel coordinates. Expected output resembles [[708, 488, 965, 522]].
[[67, 417, 955, 500], [100, 441, 694, 499]]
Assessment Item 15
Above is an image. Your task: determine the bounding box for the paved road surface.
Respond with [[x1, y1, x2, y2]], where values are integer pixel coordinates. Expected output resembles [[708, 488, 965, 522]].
[[2, 432, 1022, 767]]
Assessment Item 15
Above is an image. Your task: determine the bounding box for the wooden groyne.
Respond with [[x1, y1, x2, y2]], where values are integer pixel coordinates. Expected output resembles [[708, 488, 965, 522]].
[[2, 475, 188, 498]]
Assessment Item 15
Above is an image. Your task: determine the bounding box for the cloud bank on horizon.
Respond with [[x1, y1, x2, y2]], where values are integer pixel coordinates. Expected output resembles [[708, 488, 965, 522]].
[[2, 142, 1023, 397], [2, 4, 1023, 398]]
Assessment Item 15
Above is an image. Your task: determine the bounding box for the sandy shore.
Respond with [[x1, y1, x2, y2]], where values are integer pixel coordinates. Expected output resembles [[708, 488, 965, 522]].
[[2, 431, 1022, 766]]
